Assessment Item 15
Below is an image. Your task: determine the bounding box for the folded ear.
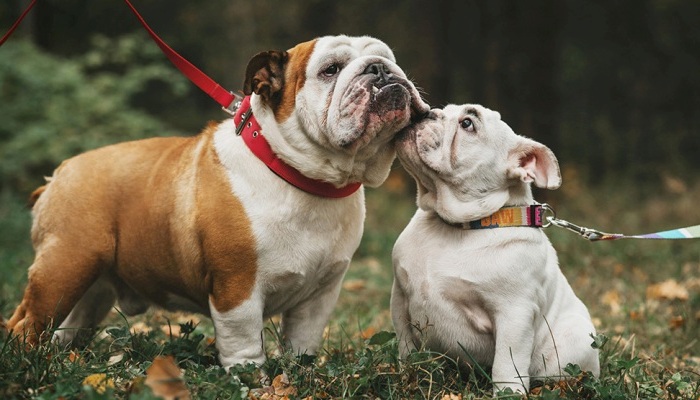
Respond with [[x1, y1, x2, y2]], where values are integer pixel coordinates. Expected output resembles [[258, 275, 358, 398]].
[[243, 50, 289, 105], [507, 138, 561, 189]]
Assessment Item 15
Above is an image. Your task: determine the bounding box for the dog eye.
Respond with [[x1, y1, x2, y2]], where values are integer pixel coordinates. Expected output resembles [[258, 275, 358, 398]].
[[322, 64, 341, 77], [460, 118, 475, 132]]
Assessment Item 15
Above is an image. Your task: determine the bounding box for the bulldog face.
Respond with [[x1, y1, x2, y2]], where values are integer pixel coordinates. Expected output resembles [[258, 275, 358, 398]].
[[396, 104, 561, 223], [243, 35, 429, 187]]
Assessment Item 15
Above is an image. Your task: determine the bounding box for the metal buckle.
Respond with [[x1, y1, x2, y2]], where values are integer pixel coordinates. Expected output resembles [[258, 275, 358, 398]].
[[540, 203, 608, 240], [235, 108, 252, 136], [222, 93, 244, 116]]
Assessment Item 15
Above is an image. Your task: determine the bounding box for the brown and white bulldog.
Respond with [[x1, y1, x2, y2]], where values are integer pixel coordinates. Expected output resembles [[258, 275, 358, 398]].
[[7, 35, 429, 369]]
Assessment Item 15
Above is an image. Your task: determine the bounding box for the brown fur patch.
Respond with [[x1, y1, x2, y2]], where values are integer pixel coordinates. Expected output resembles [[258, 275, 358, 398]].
[[194, 126, 258, 312], [275, 39, 318, 122], [8, 123, 260, 340], [243, 51, 288, 107]]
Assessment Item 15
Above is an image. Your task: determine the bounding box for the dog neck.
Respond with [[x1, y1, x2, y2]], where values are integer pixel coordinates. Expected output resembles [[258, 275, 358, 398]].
[[233, 96, 362, 198]]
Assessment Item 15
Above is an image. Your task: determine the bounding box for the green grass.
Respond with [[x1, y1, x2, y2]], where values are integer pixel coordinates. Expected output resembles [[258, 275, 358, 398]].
[[1, 170, 700, 398]]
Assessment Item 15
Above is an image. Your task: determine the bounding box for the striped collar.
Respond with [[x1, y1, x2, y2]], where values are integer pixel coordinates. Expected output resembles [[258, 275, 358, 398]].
[[442, 204, 545, 230]]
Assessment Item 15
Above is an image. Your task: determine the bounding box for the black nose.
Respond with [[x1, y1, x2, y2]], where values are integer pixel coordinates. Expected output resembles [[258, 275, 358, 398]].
[[363, 62, 392, 83]]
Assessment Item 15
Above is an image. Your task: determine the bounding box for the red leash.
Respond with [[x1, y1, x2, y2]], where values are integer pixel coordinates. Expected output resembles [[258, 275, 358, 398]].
[[121, 0, 239, 112], [0, 0, 37, 46], [122, 0, 361, 197], [1, 0, 361, 198]]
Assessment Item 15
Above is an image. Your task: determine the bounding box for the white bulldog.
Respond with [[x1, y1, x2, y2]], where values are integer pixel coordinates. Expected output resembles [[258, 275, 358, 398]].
[[391, 104, 599, 393], [7, 35, 429, 369]]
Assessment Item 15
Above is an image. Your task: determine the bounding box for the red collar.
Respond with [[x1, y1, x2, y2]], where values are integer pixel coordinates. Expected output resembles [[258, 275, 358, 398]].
[[233, 96, 362, 198]]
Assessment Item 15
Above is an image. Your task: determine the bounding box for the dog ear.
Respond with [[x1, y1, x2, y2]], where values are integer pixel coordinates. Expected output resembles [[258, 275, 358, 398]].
[[243, 50, 289, 105], [507, 139, 561, 189]]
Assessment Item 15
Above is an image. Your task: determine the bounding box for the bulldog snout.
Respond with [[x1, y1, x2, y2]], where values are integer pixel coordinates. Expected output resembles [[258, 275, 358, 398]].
[[363, 62, 392, 84]]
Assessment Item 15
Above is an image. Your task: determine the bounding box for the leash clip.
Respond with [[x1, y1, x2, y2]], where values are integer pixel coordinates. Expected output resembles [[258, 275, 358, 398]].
[[540, 204, 607, 241], [222, 93, 244, 116]]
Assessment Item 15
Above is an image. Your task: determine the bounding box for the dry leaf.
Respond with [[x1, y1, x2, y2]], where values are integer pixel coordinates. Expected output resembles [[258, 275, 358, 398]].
[[130, 321, 153, 335], [646, 279, 689, 301], [440, 394, 462, 400], [601, 289, 622, 314], [342, 279, 367, 292], [249, 374, 297, 400], [669, 315, 685, 330], [161, 324, 182, 337], [270, 374, 297, 397], [145, 355, 190, 400], [68, 351, 81, 363], [82, 373, 115, 394], [360, 326, 377, 340], [108, 353, 124, 366], [629, 310, 644, 321]]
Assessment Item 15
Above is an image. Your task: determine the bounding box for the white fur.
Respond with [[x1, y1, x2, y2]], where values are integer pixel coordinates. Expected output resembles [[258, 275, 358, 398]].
[[206, 35, 427, 368], [392, 104, 599, 394], [257, 35, 427, 188], [213, 120, 361, 361]]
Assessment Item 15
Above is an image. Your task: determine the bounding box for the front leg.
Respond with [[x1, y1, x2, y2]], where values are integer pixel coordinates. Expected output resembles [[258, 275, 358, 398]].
[[491, 311, 536, 394], [280, 261, 349, 357], [209, 293, 266, 368], [390, 266, 417, 358]]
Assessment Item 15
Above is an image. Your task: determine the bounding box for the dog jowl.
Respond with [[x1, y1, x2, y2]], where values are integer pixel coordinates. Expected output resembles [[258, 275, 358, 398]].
[[7, 35, 429, 370]]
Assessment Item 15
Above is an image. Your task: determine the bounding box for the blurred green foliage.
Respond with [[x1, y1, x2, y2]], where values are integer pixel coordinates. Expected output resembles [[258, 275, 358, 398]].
[[0, 34, 188, 194]]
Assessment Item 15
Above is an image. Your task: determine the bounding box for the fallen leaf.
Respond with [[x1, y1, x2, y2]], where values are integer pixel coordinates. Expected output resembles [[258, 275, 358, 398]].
[[629, 310, 644, 321], [270, 373, 297, 397], [68, 351, 82, 364], [440, 394, 462, 400], [161, 324, 182, 337], [646, 280, 689, 301], [108, 353, 124, 366], [685, 277, 700, 290], [249, 374, 297, 400], [342, 279, 366, 292], [360, 326, 377, 340], [601, 289, 622, 314], [145, 356, 190, 400], [669, 315, 685, 330], [130, 321, 152, 335], [82, 373, 115, 394]]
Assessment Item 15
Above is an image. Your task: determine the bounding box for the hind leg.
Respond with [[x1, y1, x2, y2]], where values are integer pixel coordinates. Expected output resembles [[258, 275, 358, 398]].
[[53, 275, 117, 346], [7, 244, 107, 345], [531, 315, 600, 380]]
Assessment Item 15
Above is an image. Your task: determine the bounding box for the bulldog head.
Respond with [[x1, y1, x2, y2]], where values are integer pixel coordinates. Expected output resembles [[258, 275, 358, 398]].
[[243, 35, 429, 187], [396, 104, 561, 223]]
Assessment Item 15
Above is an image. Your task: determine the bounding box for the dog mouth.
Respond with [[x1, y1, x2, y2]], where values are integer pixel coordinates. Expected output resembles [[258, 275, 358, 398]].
[[334, 74, 428, 150], [395, 111, 446, 182]]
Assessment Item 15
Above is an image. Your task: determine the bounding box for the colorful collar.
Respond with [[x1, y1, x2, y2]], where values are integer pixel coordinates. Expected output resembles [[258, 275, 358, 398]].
[[233, 96, 362, 198], [444, 204, 545, 230]]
